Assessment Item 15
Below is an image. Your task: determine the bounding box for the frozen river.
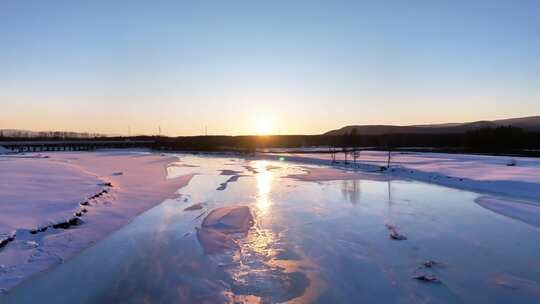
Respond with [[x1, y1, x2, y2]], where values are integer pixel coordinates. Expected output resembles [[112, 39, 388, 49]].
[[3, 155, 540, 303]]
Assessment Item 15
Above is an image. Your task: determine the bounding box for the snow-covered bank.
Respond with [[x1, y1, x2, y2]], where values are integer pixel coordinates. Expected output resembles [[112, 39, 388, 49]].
[[475, 196, 540, 228], [264, 151, 540, 201], [0, 155, 102, 237], [0, 151, 194, 291]]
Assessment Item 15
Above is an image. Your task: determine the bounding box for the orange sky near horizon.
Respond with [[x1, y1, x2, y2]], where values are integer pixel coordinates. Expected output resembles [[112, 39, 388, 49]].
[[2, 93, 537, 136]]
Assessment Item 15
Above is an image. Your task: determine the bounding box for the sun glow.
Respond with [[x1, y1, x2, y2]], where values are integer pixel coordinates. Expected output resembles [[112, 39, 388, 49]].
[[255, 118, 273, 135]]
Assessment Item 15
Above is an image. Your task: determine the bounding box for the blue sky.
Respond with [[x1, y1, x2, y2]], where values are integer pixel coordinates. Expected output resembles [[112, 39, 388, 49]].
[[1, 0, 539, 135]]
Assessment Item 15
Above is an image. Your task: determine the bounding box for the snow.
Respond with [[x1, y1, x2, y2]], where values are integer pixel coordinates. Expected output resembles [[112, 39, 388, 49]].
[[475, 196, 540, 228], [201, 206, 253, 234], [265, 151, 540, 201], [0, 156, 103, 236], [197, 206, 254, 255], [0, 151, 194, 291], [285, 166, 392, 182]]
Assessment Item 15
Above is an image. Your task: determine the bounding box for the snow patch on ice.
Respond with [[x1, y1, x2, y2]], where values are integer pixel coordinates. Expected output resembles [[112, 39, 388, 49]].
[[197, 206, 254, 255], [285, 166, 393, 182]]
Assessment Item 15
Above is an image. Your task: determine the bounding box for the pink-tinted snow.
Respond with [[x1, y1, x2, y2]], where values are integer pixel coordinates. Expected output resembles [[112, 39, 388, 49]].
[[267, 151, 540, 200], [197, 206, 254, 255], [285, 166, 391, 182], [0, 151, 194, 291], [0, 156, 102, 235]]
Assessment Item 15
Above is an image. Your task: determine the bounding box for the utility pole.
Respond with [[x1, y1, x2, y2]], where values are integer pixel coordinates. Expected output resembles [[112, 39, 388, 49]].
[[205, 125, 208, 136]]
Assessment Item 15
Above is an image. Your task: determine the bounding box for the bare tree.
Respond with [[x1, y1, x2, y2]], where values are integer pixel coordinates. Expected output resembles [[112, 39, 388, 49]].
[[383, 135, 393, 170], [342, 146, 349, 164], [352, 149, 360, 165], [329, 145, 337, 163], [341, 131, 351, 165], [349, 128, 360, 166]]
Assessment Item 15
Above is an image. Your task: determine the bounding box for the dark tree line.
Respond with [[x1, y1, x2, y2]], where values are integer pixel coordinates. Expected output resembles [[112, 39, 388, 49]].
[[2, 126, 539, 156], [0, 130, 104, 140], [155, 126, 540, 155]]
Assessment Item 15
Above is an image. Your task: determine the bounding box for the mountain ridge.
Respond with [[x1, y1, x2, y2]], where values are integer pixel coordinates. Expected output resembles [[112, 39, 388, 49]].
[[324, 116, 540, 136]]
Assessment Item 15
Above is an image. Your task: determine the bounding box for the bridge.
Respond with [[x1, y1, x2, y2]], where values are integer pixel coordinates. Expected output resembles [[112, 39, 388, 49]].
[[0, 140, 155, 153]]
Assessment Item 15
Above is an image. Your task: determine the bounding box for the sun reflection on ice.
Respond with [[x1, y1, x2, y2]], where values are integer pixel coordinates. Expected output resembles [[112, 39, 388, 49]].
[[221, 160, 327, 303], [252, 160, 273, 216]]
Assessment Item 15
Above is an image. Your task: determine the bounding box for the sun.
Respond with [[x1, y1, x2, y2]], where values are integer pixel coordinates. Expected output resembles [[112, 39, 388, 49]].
[[255, 118, 273, 135]]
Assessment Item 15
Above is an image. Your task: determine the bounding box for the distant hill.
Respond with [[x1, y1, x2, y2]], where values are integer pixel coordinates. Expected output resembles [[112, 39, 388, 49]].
[[324, 116, 540, 136]]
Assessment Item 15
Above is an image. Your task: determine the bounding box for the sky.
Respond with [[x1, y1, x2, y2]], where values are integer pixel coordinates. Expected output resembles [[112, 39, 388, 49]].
[[1, 0, 539, 136]]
